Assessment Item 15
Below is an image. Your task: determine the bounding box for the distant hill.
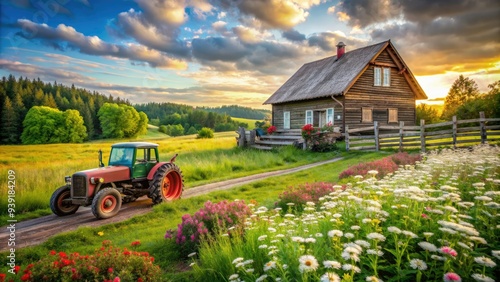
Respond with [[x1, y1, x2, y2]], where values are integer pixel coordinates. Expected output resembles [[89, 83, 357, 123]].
[[198, 105, 271, 120]]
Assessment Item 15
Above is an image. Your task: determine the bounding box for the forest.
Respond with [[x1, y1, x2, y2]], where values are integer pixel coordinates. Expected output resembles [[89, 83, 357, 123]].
[[0, 75, 134, 144], [134, 102, 249, 136], [0, 75, 265, 144], [199, 105, 271, 120]]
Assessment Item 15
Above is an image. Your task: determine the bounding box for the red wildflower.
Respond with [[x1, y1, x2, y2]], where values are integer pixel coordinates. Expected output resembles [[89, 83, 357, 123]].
[[137, 278, 144, 282], [123, 251, 131, 256], [131, 240, 141, 247], [14, 266, 20, 274], [421, 213, 429, 219], [49, 250, 56, 256], [113, 277, 121, 282], [59, 252, 67, 258], [0, 273, 6, 282], [108, 268, 113, 273], [21, 273, 30, 281], [62, 259, 71, 266]]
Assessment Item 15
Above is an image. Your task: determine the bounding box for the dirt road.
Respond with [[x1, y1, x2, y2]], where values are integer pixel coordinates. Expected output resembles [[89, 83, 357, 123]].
[[0, 157, 343, 251]]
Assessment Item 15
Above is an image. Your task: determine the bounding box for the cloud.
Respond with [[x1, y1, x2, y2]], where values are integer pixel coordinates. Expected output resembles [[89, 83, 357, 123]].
[[232, 25, 272, 44], [192, 37, 249, 61], [238, 0, 309, 29], [0, 59, 95, 83], [327, 6, 335, 14], [307, 31, 367, 52], [16, 19, 188, 69], [336, 0, 401, 28], [335, 0, 500, 76], [282, 29, 306, 42], [113, 8, 190, 58]]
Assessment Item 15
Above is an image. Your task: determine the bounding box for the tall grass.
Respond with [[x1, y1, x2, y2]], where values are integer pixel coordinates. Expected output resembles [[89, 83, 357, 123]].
[[0, 133, 339, 220]]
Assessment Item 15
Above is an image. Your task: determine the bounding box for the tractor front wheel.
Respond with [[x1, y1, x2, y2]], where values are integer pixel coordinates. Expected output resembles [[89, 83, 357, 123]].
[[50, 185, 80, 216], [91, 188, 122, 219], [150, 163, 184, 204]]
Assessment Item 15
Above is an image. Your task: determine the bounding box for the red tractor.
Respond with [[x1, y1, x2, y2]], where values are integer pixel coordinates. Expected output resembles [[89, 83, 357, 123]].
[[50, 142, 183, 219]]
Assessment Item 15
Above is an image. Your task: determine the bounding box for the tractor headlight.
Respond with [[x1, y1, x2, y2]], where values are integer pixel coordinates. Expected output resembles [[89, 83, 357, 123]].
[[65, 176, 71, 184], [90, 177, 105, 184]]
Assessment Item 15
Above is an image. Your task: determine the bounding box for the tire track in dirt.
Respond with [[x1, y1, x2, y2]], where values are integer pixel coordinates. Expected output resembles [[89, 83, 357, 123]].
[[0, 157, 343, 251]]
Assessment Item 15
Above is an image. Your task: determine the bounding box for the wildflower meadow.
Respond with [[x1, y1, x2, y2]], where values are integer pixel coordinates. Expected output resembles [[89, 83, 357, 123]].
[[184, 145, 499, 282]]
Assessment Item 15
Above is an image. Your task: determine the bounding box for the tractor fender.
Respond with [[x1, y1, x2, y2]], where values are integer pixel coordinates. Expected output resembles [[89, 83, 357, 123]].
[[147, 162, 169, 180], [94, 182, 117, 196]]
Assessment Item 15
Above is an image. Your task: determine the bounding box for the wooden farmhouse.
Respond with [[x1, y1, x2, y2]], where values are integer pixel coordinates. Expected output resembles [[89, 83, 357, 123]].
[[264, 40, 428, 132]]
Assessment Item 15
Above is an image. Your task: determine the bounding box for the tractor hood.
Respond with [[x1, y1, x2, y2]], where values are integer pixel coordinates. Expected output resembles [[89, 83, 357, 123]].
[[76, 166, 130, 183]]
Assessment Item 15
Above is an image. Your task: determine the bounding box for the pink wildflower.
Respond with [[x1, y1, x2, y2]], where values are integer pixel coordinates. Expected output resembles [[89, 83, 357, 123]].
[[440, 246, 457, 257], [443, 272, 461, 282]]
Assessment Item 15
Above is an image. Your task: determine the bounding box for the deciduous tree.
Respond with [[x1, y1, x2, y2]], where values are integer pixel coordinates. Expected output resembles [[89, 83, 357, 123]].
[[441, 75, 479, 120]]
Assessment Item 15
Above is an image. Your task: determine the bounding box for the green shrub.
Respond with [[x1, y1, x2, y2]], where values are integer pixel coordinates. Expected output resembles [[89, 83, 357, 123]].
[[197, 127, 214, 139]]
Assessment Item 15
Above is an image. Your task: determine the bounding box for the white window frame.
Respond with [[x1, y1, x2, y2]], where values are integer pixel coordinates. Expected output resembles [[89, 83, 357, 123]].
[[374, 67, 381, 86], [374, 66, 390, 86], [305, 110, 313, 125], [383, 67, 391, 86], [283, 111, 290, 129], [326, 108, 334, 125]]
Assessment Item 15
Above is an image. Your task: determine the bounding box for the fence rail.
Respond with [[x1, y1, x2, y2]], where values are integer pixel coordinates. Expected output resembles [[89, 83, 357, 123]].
[[344, 112, 500, 152]]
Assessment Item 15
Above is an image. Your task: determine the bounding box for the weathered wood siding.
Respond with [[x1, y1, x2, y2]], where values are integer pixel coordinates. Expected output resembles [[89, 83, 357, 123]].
[[344, 49, 416, 130], [272, 97, 344, 130]]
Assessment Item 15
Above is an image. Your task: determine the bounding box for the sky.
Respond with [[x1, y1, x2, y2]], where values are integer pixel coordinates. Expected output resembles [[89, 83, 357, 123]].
[[0, 0, 499, 109]]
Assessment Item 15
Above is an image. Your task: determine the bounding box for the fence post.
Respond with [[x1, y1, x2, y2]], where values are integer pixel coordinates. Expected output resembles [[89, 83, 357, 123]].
[[249, 130, 256, 145], [374, 121, 379, 151], [420, 119, 426, 153], [399, 121, 404, 152], [452, 116, 457, 149], [345, 125, 349, 151], [479, 111, 487, 144], [238, 127, 246, 147]]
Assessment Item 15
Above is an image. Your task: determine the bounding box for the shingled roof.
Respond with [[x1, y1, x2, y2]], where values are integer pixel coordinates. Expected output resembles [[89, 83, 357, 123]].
[[264, 40, 427, 104]]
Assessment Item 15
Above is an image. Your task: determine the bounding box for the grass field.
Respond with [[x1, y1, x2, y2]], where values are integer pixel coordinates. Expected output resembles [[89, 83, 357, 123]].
[[231, 117, 261, 130], [0, 132, 342, 221], [0, 150, 387, 280]]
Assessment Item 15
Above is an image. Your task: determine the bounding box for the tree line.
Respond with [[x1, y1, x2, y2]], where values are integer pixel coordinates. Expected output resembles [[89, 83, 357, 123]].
[[198, 105, 271, 120], [417, 76, 500, 124], [0, 75, 147, 144], [134, 102, 248, 137]]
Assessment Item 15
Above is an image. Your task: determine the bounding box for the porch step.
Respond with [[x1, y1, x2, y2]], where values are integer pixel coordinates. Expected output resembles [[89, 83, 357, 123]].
[[255, 140, 295, 146], [260, 135, 302, 140]]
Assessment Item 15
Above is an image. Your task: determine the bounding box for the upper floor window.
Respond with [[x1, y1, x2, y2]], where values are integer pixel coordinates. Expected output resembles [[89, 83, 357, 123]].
[[374, 67, 390, 86]]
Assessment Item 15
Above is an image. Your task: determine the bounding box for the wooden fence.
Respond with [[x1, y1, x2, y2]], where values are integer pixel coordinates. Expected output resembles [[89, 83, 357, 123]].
[[345, 112, 500, 152]]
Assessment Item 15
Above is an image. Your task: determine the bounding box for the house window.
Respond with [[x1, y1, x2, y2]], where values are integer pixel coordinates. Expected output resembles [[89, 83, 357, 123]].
[[305, 110, 313, 125], [326, 108, 334, 125], [374, 67, 390, 86], [388, 108, 398, 123], [362, 107, 373, 123], [283, 111, 290, 129]]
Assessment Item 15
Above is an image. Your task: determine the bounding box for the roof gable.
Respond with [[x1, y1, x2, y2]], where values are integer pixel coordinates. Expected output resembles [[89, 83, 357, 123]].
[[264, 40, 427, 104]]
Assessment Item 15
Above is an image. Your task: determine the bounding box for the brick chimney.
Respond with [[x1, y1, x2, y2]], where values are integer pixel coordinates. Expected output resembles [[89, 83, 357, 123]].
[[336, 42, 346, 59]]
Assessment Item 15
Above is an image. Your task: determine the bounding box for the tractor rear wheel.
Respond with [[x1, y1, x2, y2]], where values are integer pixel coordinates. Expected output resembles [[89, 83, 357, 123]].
[[91, 188, 122, 219], [150, 163, 184, 204], [50, 185, 80, 216]]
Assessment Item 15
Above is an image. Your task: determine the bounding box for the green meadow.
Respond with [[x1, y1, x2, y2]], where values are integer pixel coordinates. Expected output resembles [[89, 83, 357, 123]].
[[0, 132, 343, 222]]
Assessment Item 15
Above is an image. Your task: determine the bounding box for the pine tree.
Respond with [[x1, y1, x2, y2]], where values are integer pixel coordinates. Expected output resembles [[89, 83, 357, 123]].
[[0, 97, 19, 144]]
